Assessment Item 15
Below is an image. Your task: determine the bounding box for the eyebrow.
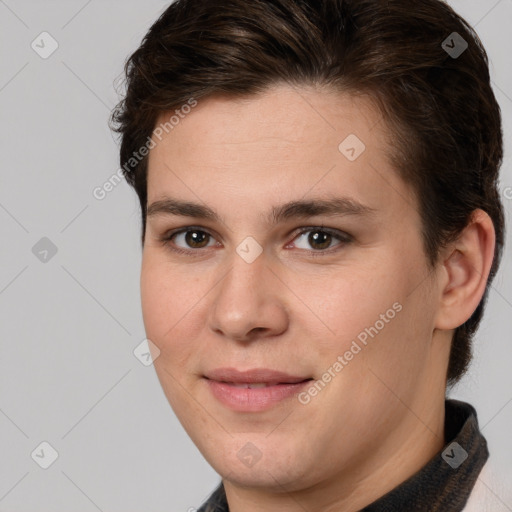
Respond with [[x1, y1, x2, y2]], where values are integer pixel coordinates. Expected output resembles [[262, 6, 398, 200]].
[[147, 196, 377, 225]]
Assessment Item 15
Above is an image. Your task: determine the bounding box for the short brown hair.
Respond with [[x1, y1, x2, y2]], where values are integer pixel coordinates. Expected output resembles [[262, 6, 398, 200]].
[[110, 0, 505, 385]]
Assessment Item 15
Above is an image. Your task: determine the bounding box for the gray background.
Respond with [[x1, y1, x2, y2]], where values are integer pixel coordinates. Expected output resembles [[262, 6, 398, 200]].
[[0, 1, 511, 511]]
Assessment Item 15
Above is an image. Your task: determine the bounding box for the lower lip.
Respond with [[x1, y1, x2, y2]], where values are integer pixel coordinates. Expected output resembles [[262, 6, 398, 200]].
[[204, 379, 312, 412]]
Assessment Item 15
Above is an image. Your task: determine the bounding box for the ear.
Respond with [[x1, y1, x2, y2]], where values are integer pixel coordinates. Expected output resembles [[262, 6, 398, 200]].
[[434, 209, 496, 330]]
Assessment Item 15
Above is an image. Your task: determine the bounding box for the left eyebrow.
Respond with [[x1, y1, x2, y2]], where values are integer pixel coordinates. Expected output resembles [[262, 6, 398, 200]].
[[146, 196, 377, 225], [268, 197, 377, 224]]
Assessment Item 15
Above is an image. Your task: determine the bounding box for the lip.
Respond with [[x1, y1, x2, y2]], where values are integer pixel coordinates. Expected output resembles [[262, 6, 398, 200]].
[[204, 367, 313, 412], [204, 367, 310, 385]]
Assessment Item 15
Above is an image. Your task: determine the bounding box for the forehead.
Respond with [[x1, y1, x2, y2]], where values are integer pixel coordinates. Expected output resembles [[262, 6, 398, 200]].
[[146, 84, 417, 218], [152, 85, 384, 154]]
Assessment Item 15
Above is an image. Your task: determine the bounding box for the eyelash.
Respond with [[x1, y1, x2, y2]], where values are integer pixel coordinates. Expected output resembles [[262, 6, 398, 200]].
[[158, 225, 353, 258]]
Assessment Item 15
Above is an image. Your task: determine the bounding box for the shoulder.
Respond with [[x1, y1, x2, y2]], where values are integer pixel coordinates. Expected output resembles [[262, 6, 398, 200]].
[[463, 460, 512, 512]]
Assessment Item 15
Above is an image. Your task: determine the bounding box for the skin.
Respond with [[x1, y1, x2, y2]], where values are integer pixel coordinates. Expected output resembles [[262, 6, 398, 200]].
[[140, 84, 495, 512]]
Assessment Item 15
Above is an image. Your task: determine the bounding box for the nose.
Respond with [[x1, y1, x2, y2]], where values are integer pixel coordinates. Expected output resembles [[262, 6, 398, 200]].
[[208, 249, 289, 343]]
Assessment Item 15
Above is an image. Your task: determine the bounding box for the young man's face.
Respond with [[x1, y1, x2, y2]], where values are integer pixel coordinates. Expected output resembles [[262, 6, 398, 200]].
[[141, 85, 450, 494]]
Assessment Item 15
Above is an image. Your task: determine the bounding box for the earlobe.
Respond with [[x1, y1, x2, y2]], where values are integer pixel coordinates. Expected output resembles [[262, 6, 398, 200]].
[[434, 209, 496, 331]]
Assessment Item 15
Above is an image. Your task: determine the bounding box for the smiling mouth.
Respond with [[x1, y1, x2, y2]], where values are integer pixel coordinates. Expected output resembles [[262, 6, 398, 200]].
[[203, 373, 315, 412]]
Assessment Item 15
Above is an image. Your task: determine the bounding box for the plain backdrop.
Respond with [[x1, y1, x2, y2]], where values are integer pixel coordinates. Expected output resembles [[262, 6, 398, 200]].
[[0, 1, 511, 511]]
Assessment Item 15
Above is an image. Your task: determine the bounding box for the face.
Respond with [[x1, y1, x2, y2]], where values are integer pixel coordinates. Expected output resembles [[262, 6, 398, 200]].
[[141, 85, 446, 492]]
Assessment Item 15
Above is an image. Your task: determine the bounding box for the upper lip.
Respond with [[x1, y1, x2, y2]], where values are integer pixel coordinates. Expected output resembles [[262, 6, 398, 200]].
[[204, 367, 312, 385]]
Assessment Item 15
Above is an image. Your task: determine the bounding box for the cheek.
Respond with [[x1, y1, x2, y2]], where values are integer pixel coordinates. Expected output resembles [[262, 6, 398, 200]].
[[346, 273, 436, 395], [300, 263, 401, 347], [140, 256, 199, 359], [140, 259, 201, 413], [312, 254, 429, 365], [140, 261, 167, 340]]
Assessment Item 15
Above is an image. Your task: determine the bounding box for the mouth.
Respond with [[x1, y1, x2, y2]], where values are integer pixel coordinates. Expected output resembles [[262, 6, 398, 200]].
[[204, 367, 313, 385], [203, 368, 314, 412], [221, 382, 307, 388]]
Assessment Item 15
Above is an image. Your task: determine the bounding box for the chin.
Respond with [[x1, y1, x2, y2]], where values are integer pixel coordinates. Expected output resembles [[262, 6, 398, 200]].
[[202, 435, 316, 490], [219, 462, 305, 490]]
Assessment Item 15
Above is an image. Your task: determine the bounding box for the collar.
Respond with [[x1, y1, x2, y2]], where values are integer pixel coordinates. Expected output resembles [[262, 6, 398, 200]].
[[197, 399, 488, 512]]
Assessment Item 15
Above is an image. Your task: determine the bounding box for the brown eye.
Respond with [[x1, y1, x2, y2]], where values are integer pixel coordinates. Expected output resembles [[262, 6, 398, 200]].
[[162, 228, 216, 252], [184, 230, 210, 248], [292, 227, 351, 253], [307, 231, 332, 250]]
